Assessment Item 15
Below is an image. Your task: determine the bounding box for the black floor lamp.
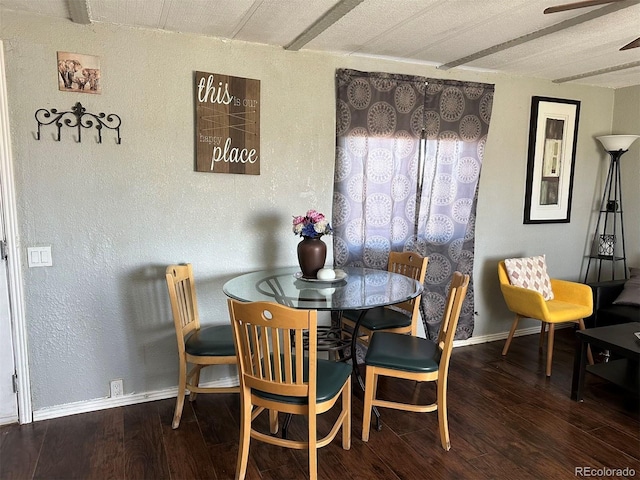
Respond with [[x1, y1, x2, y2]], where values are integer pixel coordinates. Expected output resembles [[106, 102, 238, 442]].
[[584, 134, 639, 282]]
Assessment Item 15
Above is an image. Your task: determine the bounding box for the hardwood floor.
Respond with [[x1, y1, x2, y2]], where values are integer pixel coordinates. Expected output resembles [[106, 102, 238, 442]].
[[2, 327, 638, 479]]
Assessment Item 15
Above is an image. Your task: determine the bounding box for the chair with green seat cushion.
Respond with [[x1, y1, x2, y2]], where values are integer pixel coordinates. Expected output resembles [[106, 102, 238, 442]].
[[227, 299, 351, 480], [365, 333, 439, 373], [184, 324, 236, 356], [361, 272, 469, 451], [165, 264, 239, 429], [340, 251, 428, 345], [252, 355, 352, 405]]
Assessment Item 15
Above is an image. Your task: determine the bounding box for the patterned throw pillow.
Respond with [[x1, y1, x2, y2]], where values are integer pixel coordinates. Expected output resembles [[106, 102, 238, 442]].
[[504, 255, 554, 300]]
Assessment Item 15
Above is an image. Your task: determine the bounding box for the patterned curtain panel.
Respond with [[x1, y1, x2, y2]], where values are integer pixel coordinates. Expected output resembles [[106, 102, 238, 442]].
[[333, 68, 494, 340]]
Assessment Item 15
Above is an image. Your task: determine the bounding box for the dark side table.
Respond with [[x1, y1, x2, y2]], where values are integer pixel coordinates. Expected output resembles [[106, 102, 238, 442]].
[[571, 322, 640, 401]]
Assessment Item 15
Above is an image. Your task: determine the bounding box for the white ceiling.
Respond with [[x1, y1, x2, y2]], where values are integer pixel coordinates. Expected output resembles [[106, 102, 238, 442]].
[[2, 0, 639, 88]]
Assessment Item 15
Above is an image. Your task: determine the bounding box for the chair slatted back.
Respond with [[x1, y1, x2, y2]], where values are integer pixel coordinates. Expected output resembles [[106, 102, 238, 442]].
[[387, 251, 428, 317], [435, 272, 469, 373], [228, 300, 317, 400], [166, 264, 201, 353]]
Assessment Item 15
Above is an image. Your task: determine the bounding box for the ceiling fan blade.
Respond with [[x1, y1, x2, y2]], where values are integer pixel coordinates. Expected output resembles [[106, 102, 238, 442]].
[[620, 37, 640, 50], [543, 0, 622, 14]]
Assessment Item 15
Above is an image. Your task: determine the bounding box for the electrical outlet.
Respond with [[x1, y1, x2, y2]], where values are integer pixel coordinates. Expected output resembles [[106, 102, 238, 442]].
[[110, 379, 123, 398]]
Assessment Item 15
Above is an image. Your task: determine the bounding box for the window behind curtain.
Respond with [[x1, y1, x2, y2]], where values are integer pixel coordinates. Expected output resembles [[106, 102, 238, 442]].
[[333, 69, 494, 340]]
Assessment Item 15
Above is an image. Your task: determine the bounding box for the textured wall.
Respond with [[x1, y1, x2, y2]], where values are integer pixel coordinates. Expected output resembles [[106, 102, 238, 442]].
[[1, 9, 627, 410], [612, 85, 640, 268]]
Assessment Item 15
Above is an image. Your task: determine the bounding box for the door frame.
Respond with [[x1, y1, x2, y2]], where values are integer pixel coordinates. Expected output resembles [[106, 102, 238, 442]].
[[0, 40, 32, 424]]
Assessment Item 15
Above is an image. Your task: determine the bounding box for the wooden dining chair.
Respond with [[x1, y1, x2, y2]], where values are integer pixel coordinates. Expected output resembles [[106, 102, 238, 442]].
[[361, 271, 469, 451], [227, 299, 352, 480], [165, 264, 239, 429], [340, 251, 428, 344]]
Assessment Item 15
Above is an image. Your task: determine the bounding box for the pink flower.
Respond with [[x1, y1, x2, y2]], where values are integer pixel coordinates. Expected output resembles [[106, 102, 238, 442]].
[[292, 210, 333, 238], [306, 209, 325, 222]]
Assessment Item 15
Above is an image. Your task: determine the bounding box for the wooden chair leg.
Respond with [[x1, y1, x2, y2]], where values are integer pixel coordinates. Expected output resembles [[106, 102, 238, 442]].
[[437, 377, 450, 451], [236, 391, 252, 480], [577, 319, 594, 365], [342, 379, 351, 450], [546, 323, 555, 377], [269, 409, 279, 435], [502, 315, 520, 356], [308, 408, 318, 480], [189, 365, 202, 402], [411, 380, 423, 405], [172, 360, 187, 429], [361, 367, 376, 442], [539, 322, 546, 350]]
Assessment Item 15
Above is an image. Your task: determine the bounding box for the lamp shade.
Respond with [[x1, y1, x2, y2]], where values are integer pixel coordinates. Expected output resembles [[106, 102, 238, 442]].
[[596, 135, 640, 152]]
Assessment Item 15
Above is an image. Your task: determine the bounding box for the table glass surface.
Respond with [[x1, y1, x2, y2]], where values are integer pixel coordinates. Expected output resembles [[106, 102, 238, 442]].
[[223, 266, 423, 311]]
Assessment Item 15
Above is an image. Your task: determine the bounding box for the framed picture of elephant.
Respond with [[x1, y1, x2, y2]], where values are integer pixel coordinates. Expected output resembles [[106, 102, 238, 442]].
[[57, 52, 101, 94]]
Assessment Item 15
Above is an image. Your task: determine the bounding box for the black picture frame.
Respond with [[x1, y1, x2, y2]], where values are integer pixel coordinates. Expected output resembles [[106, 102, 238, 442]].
[[524, 96, 580, 224]]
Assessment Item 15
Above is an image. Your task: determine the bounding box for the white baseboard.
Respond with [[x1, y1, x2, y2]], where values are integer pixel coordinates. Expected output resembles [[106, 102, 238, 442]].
[[453, 322, 572, 348], [0, 412, 18, 426], [32, 377, 239, 422], [452, 325, 537, 347], [32, 324, 572, 422]]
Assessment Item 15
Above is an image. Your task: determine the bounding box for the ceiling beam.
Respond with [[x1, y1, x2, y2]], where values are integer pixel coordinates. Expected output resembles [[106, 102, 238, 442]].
[[620, 36, 640, 50], [553, 60, 640, 83], [159, 0, 173, 29], [438, 0, 640, 71], [543, 0, 622, 14], [285, 0, 364, 51], [67, 0, 91, 25], [231, 0, 265, 39]]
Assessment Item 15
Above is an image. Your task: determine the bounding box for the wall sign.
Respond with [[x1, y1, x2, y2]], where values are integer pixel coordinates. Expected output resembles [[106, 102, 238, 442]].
[[194, 71, 260, 175]]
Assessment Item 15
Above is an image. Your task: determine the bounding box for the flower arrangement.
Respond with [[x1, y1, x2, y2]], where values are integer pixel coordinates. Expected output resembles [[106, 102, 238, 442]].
[[292, 209, 333, 238]]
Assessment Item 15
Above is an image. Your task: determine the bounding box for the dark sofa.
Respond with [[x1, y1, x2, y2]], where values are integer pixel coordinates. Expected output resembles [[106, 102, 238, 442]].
[[586, 279, 640, 328]]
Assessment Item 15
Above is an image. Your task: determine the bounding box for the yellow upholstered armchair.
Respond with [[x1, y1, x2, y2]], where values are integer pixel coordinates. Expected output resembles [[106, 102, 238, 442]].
[[498, 259, 593, 376]]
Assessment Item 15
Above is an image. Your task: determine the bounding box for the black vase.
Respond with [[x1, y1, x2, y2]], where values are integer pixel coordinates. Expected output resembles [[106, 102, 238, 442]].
[[297, 237, 327, 279]]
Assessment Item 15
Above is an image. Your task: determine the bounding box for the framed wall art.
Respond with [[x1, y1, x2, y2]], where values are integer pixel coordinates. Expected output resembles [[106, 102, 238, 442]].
[[523, 96, 580, 224], [194, 71, 260, 175], [57, 52, 101, 94]]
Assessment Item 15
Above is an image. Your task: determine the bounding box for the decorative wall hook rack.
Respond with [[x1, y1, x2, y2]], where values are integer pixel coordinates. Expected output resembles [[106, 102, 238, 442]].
[[35, 102, 122, 144]]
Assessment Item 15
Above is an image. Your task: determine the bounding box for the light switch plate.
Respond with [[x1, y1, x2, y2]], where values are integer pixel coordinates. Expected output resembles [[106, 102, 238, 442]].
[[27, 246, 52, 267]]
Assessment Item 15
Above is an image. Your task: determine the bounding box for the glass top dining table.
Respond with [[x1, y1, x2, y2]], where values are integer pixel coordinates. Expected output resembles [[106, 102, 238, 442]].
[[223, 265, 423, 433], [222, 266, 423, 311]]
